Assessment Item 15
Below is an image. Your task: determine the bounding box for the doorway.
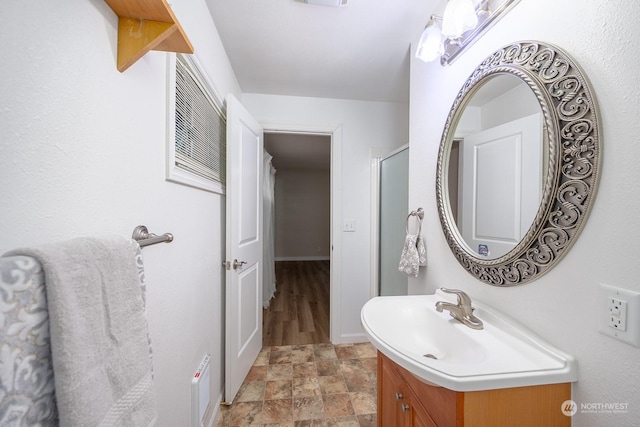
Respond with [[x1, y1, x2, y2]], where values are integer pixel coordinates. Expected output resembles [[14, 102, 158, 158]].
[[263, 132, 332, 346]]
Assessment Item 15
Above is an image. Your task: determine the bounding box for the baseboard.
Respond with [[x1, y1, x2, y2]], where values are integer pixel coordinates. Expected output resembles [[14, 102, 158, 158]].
[[274, 256, 330, 261], [209, 392, 224, 427], [337, 333, 370, 344]]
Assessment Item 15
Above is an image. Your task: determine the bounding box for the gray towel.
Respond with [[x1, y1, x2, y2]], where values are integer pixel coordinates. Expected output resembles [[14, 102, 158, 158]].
[[0, 256, 58, 426], [6, 235, 157, 427]]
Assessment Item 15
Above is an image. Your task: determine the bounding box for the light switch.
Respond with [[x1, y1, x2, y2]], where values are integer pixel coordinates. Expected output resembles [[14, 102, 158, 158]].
[[343, 219, 356, 232]]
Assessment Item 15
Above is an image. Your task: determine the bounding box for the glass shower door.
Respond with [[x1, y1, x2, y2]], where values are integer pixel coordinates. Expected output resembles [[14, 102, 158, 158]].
[[379, 147, 409, 296]]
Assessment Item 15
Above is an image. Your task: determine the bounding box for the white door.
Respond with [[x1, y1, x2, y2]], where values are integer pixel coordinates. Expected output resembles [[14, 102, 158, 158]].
[[225, 94, 263, 403], [459, 113, 541, 259]]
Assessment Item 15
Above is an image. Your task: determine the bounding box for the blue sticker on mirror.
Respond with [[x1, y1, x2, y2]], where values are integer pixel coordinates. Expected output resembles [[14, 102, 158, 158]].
[[478, 244, 489, 256]]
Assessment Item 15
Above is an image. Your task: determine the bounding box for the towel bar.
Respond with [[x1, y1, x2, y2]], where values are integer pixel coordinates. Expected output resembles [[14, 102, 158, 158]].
[[132, 225, 174, 248], [405, 208, 424, 235]]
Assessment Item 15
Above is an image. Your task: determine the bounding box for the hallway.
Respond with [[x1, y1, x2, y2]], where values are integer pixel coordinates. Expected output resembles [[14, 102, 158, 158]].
[[263, 261, 330, 346]]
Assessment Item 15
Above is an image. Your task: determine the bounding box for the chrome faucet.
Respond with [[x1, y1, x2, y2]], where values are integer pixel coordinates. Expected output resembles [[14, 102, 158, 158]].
[[435, 288, 484, 330]]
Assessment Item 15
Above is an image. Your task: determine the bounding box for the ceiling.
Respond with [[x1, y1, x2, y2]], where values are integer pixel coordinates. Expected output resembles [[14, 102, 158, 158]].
[[204, 0, 437, 104], [264, 133, 331, 171]]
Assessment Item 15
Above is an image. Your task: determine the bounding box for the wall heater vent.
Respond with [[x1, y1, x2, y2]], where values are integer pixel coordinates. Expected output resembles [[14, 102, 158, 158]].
[[191, 354, 212, 427]]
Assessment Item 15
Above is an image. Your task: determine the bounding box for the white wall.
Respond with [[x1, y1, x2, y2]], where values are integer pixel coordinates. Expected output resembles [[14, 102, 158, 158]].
[[0, 0, 240, 425], [274, 169, 331, 260], [409, 1, 640, 425], [244, 94, 408, 342]]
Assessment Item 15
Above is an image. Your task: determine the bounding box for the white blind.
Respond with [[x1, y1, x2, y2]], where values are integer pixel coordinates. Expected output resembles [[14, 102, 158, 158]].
[[174, 56, 226, 185]]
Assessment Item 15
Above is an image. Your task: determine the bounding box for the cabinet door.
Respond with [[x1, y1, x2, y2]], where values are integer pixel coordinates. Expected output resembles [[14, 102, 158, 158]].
[[378, 355, 407, 427], [409, 394, 438, 427]]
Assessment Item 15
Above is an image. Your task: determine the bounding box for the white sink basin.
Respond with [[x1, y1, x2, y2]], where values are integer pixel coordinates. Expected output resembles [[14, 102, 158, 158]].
[[361, 290, 577, 392]]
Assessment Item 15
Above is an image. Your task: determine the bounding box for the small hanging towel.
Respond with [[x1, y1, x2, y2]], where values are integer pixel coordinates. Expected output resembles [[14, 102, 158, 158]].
[[398, 233, 421, 277], [398, 208, 427, 277], [417, 235, 427, 267]]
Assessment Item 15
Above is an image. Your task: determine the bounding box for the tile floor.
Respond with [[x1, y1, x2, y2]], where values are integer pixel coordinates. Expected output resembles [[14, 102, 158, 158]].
[[215, 342, 378, 427]]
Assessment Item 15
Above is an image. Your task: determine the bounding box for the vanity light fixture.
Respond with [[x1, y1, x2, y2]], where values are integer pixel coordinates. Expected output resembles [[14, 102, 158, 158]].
[[442, 0, 479, 43], [416, 0, 518, 65], [415, 15, 445, 63]]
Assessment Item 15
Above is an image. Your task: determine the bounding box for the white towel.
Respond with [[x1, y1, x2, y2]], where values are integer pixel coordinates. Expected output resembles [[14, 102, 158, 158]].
[[6, 235, 157, 427]]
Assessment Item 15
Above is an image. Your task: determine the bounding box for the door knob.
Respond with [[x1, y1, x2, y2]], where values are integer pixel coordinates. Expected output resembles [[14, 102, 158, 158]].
[[233, 259, 247, 270]]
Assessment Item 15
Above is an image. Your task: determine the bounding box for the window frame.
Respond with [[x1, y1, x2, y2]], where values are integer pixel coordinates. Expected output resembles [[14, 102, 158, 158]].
[[166, 53, 226, 195]]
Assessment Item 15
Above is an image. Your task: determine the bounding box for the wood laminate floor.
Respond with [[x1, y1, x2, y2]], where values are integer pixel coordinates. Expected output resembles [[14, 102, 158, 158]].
[[263, 261, 330, 346]]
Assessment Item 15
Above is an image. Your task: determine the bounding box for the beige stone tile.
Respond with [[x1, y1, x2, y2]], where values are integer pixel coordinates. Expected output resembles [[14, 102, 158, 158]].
[[314, 343, 338, 361], [292, 345, 315, 364], [326, 416, 360, 427], [341, 370, 374, 393], [356, 414, 376, 427], [246, 365, 268, 382], [224, 345, 377, 427], [293, 377, 321, 398], [293, 362, 317, 379], [293, 396, 324, 421], [315, 360, 340, 377], [318, 375, 348, 395], [214, 405, 230, 427], [322, 394, 355, 418], [359, 358, 377, 378], [229, 401, 263, 426], [337, 359, 364, 375], [262, 399, 293, 424], [255, 348, 271, 366], [272, 345, 293, 353], [270, 349, 293, 365], [237, 381, 266, 402], [334, 345, 360, 361], [294, 420, 328, 427], [265, 380, 293, 400], [268, 364, 293, 381], [353, 343, 377, 359], [349, 391, 376, 415]]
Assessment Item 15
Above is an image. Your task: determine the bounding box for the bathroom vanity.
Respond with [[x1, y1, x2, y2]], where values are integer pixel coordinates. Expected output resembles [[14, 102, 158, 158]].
[[365, 40, 600, 427], [361, 291, 577, 427], [378, 351, 570, 427]]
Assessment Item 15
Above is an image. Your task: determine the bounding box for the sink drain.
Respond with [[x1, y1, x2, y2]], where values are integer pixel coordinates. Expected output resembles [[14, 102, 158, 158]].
[[423, 353, 438, 360]]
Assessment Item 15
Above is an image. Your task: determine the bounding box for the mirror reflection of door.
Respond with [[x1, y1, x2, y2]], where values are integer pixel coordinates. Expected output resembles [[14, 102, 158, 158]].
[[379, 146, 409, 296], [448, 74, 544, 259], [459, 113, 541, 259]]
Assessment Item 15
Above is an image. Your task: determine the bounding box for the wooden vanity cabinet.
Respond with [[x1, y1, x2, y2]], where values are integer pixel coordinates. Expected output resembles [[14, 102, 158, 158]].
[[377, 352, 571, 427]]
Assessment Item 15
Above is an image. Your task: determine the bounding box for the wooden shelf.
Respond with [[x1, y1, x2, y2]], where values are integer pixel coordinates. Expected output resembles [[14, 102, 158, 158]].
[[105, 0, 194, 72]]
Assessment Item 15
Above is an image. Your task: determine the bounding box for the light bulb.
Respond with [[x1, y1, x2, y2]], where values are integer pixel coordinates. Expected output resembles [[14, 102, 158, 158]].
[[415, 17, 444, 63], [442, 0, 478, 42]]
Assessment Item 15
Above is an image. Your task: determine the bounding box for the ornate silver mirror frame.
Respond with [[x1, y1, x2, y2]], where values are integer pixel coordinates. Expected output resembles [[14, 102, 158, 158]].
[[436, 41, 601, 286]]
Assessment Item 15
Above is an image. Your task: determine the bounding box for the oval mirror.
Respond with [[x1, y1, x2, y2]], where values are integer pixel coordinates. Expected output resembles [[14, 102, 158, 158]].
[[436, 41, 601, 286]]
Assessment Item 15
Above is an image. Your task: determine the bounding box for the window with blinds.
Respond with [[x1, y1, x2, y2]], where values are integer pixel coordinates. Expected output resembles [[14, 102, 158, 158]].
[[167, 54, 226, 193]]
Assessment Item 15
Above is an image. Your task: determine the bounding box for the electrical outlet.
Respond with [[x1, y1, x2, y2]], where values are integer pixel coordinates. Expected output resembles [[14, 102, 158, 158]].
[[599, 283, 640, 347], [607, 297, 627, 331]]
